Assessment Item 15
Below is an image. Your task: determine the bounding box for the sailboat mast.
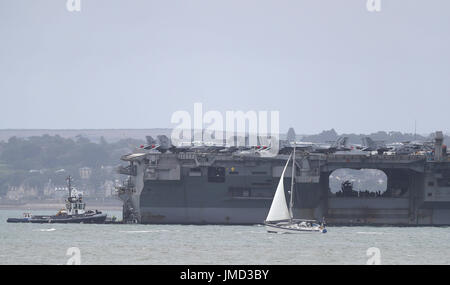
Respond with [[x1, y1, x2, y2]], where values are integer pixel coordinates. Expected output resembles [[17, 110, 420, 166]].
[[289, 146, 296, 220]]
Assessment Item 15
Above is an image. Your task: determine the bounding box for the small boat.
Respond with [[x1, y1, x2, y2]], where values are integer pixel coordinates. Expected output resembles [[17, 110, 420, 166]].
[[7, 176, 107, 224], [264, 147, 327, 234], [6, 212, 33, 223]]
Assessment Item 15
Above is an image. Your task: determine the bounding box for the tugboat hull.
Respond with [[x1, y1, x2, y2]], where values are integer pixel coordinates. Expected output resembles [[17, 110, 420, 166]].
[[7, 214, 107, 224], [6, 218, 31, 223]]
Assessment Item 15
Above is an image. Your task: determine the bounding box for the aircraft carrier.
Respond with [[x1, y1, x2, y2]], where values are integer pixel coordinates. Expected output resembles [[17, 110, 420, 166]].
[[116, 131, 450, 226]]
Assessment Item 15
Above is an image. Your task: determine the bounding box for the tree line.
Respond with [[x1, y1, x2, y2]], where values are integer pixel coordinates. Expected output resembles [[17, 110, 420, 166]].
[[0, 135, 144, 197]]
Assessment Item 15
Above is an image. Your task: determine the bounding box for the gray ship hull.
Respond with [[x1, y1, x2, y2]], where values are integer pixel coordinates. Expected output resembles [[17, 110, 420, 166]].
[[117, 136, 450, 226], [131, 162, 450, 226], [138, 176, 275, 224], [140, 207, 268, 224]]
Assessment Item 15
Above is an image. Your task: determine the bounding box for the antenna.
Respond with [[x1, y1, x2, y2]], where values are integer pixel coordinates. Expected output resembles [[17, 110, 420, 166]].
[[67, 176, 72, 198], [414, 120, 417, 141]]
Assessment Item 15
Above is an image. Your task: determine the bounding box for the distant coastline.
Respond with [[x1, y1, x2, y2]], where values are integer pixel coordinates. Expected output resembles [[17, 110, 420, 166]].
[[0, 128, 172, 143], [0, 128, 441, 144], [0, 199, 122, 211]]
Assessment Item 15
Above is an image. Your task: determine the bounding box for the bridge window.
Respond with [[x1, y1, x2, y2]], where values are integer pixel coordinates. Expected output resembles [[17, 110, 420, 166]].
[[189, 167, 202, 176], [208, 167, 225, 183]]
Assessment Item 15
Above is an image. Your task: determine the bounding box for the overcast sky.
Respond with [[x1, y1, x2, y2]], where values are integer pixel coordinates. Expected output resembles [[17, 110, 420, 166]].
[[0, 0, 449, 135]]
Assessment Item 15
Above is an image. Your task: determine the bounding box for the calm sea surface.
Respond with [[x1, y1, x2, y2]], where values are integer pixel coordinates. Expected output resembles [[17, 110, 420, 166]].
[[0, 209, 449, 265]]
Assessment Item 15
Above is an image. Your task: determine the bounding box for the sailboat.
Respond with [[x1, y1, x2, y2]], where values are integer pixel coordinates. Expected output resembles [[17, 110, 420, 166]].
[[264, 147, 327, 234]]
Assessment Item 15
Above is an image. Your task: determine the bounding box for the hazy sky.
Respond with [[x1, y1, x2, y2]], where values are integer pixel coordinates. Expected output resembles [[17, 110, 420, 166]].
[[1, 0, 449, 134]]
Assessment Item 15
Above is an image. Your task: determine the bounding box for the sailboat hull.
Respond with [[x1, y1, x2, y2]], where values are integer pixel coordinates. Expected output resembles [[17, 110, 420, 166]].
[[265, 223, 327, 234]]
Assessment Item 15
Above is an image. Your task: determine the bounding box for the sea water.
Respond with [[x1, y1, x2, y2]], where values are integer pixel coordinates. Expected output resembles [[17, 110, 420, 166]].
[[0, 209, 449, 265]]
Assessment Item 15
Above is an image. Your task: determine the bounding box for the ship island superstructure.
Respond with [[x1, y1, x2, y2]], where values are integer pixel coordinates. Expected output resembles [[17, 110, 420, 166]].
[[116, 131, 450, 226]]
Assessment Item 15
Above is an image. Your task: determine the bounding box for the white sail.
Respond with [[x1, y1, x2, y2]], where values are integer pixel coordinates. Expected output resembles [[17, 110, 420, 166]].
[[266, 154, 292, 222]]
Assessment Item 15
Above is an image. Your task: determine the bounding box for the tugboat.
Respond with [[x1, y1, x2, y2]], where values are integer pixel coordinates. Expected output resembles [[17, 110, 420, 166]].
[[7, 176, 107, 224]]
